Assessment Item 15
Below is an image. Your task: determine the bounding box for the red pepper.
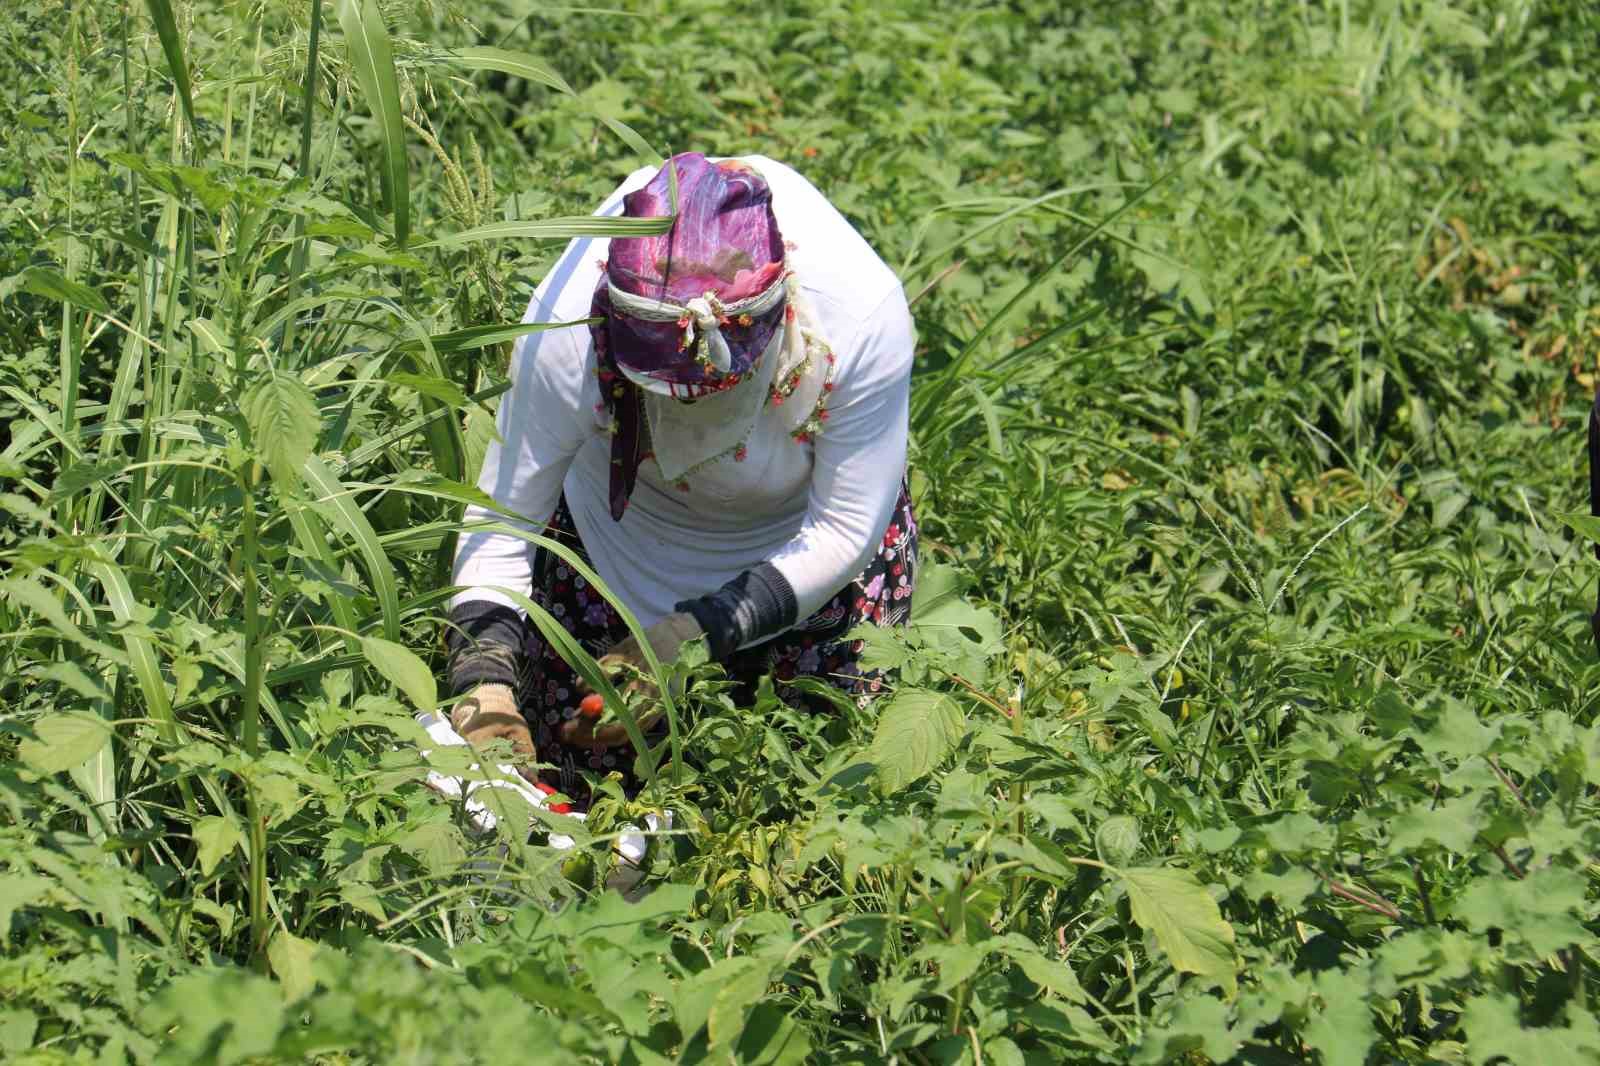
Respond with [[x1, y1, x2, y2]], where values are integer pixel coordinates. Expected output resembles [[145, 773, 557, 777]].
[[533, 781, 571, 815]]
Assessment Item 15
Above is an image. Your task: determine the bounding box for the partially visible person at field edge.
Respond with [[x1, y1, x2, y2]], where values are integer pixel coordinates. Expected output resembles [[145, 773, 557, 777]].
[[444, 152, 919, 807]]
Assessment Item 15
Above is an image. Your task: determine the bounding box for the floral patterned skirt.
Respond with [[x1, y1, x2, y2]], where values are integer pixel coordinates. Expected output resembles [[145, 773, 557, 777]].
[[521, 480, 918, 802]]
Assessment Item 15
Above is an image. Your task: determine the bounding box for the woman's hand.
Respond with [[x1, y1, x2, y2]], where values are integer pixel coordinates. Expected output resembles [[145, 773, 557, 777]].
[[451, 683, 538, 783], [559, 612, 702, 747]]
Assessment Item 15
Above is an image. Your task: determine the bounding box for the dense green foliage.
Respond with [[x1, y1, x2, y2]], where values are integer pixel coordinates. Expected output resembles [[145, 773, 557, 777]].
[[3, 0, 1599, 1062]]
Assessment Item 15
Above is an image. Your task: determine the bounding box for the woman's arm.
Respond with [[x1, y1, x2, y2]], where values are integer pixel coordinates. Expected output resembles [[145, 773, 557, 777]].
[[676, 286, 914, 657], [447, 318, 594, 692]]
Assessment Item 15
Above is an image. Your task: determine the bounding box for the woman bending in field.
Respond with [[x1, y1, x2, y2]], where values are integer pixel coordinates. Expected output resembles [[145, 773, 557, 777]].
[[444, 153, 918, 807]]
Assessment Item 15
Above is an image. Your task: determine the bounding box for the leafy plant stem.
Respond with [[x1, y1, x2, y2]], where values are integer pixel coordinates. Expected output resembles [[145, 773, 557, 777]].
[[1411, 862, 1436, 925], [1123, 945, 1141, 1024], [1007, 681, 1027, 919], [1490, 844, 1526, 880], [1486, 755, 1535, 816], [1315, 871, 1402, 921], [238, 465, 269, 962], [285, 0, 325, 356]]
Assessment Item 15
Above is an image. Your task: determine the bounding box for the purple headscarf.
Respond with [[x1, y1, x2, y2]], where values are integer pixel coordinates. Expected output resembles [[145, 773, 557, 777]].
[[590, 153, 788, 519]]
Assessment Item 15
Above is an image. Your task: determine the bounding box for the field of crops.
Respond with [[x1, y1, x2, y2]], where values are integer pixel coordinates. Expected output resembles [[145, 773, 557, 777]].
[[3, 0, 1599, 1062]]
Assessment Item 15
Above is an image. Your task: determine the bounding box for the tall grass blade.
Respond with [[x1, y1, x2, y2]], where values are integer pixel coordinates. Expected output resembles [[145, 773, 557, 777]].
[[393, 319, 590, 355], [300, 455, 402, 641], [425, 215, 673, 248], [338, 0, 409, 246], [143, 0, 195, 132], [89, 558, 199, 816], [67, 695, 118, 842], [285, 0, 326, 348], [449, 47, 573, 93]]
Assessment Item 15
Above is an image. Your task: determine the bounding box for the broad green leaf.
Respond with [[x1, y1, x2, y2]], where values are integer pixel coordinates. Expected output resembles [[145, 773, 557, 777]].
[[1002, 944, 1088, 1004], [1134, 994, 1241, 1065], [34, 661, 111, 701], [17, 267, 109, 313], [0, 577, 126, 665], [338, 0, 408, 245], [706, 956, 776, 1054], [0, 1006, 38, 1055], [387, 372, 467, 408], [1302, 968, 1376, 1066], [1118, 866, 1237, 996], [1388, 792, 1484, 854], [18, 711, 112, 775], [1452, 866, 1588, 958], [1558, 511, 1600, 544], [146, 969, 284, 1062], [49, 458, 129, 500], [985, 1036, 1026, 1066], [360, 636, 436, 711], [914, 942, 988, 994], [675, 954, 769, 1045], [244, 371, 320, 490], [0, 875, 52, 942], [267, 930, 319, 1002], [192, 814, 244, 877], [846, 622, 911, 674], [865, 688, 965, 795], [1461, 994, 1600, 1066], [735, 1003, 812, 1066], [1095, 815, 1141, 865]]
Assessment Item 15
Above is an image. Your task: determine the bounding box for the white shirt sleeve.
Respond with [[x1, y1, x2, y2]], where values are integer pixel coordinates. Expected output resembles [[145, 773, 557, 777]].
[[450, 309, 597, 613], [767, 286, 914, 620]]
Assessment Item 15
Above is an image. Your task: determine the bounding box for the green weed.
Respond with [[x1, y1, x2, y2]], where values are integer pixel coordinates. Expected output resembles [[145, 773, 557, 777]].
[[1, 0, 1597, 1063]]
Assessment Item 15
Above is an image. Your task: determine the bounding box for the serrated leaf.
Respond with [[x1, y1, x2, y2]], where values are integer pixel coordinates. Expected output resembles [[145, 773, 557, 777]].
[[1302, 968, 1376, 1066], [244, 372, 320, 490], [0, 875, 52, 943], [1452, 866, 1588, 958], [735, 1003, 812, 1066], [1134, 994, 1241, 1065], [845, 621, 911, 674], [1119, 866, 1237, 996], [18, 711, 112, 775], [267, 930, 319, 1002], [192, 814, 244, 877], [1096, 815, 1141, 865], [33, 661, 112, 701], [360, 635, 436, 711], [706, 956, 776, 1054], [50, 459, 128, 500], [1005, 946, 1088, 1004], [866, 688, 965, 795], [387, 372, 467, 407], [916, 942, 988, 993]]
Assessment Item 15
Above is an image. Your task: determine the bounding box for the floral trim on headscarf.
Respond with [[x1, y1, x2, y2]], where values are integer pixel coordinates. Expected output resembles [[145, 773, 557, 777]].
[[588, 284, 647, 520]]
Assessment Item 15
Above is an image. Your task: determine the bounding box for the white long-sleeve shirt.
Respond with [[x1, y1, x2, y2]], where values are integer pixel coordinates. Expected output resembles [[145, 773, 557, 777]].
[[451, 156, 913, 632]]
